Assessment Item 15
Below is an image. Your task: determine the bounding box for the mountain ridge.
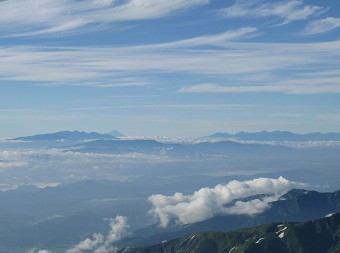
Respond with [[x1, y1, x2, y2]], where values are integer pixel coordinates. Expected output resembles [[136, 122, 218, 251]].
[[208, 130, 340, 141], [118, 188, 340, 248], [117, 212, 340, 253], [11, 130, 117, 142]]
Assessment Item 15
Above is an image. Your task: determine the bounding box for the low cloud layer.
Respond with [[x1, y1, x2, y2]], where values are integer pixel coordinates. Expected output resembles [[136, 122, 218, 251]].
[[66, 216, 130, 253], [148, 177, 306, 227], [0, 148, 168, 188]]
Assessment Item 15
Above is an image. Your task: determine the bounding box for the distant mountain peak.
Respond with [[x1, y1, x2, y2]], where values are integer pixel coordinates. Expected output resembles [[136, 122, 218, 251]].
[[107, 130, 125, 138]]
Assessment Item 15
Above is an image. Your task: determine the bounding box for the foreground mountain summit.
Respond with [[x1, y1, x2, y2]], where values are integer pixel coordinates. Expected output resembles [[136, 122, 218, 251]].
[[118, 212, 340, 253]]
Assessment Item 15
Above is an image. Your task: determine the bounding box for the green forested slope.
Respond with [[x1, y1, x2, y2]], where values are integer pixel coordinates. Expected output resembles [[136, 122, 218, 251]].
[[118, 212, 340, 253]]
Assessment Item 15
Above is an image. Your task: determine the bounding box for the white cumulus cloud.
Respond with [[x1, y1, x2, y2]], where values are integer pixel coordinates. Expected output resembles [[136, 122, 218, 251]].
[[148, 177, 306, 227], [66, 215, 130, 253], [26, 249, 52, 253]]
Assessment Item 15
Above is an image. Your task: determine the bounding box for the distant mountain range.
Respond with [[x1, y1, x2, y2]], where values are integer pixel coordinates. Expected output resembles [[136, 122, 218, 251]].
[[11, 130, 121, 141], [10, 130, 340, 143], [117, 189, 340, 248], [208, 131, 340, 141], [118, 212, 340, 253]]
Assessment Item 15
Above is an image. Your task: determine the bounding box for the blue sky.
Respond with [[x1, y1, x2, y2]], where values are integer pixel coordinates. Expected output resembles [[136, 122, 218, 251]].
[[0, 0, 339, 138]]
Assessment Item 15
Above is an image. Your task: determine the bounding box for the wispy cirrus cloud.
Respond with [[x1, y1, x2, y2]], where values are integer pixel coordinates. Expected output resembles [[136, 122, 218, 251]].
[[0, 28, 263, 84], [219, 0, 326, 25], [302, 17, 340, 35], [0, 31, 339, 94], [317, 114, 340, 122], [69, 103, 260, 111], [143, 27, 259, 48], [0, 0, 210, 37], [179, 80, 340, 95]]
